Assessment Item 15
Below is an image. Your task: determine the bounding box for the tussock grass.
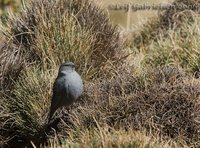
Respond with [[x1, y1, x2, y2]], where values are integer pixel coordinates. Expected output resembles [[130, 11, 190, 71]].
[[43, 129, 179, 148], [142, 17, 200, 75], [3, 0, 122, 80], [57, 66, 200, 147], [1, 0, 200, 147], [131, 0, 200, 77], [0, 0, 124, 146], [1, 65, 55, 146], [133, 0, 200, 48]]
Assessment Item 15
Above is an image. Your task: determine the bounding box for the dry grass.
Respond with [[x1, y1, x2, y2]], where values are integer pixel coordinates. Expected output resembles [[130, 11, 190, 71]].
[[133, 0, 200, 48], [130, 0, 200, 77], [0, 0, 125, 147], [3, 0, 123, 80], [54, 66, 200, 147], [1, 0, 200, 147], [43, 129, 179, 148]]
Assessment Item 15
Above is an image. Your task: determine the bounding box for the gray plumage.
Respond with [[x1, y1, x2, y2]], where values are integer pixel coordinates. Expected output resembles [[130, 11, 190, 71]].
[[48, 62, 83, 124]]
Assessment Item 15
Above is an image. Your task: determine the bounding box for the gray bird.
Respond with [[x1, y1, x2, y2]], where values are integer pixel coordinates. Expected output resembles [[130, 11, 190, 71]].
[[48, 62, 83, 124]]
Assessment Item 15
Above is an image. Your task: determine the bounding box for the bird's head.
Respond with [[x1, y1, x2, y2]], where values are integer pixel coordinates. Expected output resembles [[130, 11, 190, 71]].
[[58, 62, 75, 75]]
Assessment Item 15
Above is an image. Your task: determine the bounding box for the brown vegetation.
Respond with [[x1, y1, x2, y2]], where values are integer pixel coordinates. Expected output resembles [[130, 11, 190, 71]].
[[1, 0, 200, 147], [133, 0, 200, 47]]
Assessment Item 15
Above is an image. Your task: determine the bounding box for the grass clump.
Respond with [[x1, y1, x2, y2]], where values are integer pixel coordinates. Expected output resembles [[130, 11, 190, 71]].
[[0, 0, 123, 146], [44, 128, 179, 148], [4, 0, 122, 80], [1, 65, 55, 147], [133, 0, 200, 47], [132, 0, 200, 76], [57, 66, 200, 147], [1, 0, 123, 93], [142, 20, 200, 75]]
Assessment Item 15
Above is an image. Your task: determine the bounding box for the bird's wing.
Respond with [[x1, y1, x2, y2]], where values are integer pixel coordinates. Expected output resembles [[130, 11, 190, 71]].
[[48, 78, 62, 123], [51, 78, 63, 106]]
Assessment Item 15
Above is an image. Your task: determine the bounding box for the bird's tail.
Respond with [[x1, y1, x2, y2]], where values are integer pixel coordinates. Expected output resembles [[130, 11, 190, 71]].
[[47, 99, 59, 124]]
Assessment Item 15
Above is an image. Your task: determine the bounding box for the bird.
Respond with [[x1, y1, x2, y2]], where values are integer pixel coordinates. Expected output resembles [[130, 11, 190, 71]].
[[47, 62, 83, 124]]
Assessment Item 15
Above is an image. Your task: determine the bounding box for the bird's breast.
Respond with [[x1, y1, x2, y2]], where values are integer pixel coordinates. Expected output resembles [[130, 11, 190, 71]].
[[64, 72, 83, 99]]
